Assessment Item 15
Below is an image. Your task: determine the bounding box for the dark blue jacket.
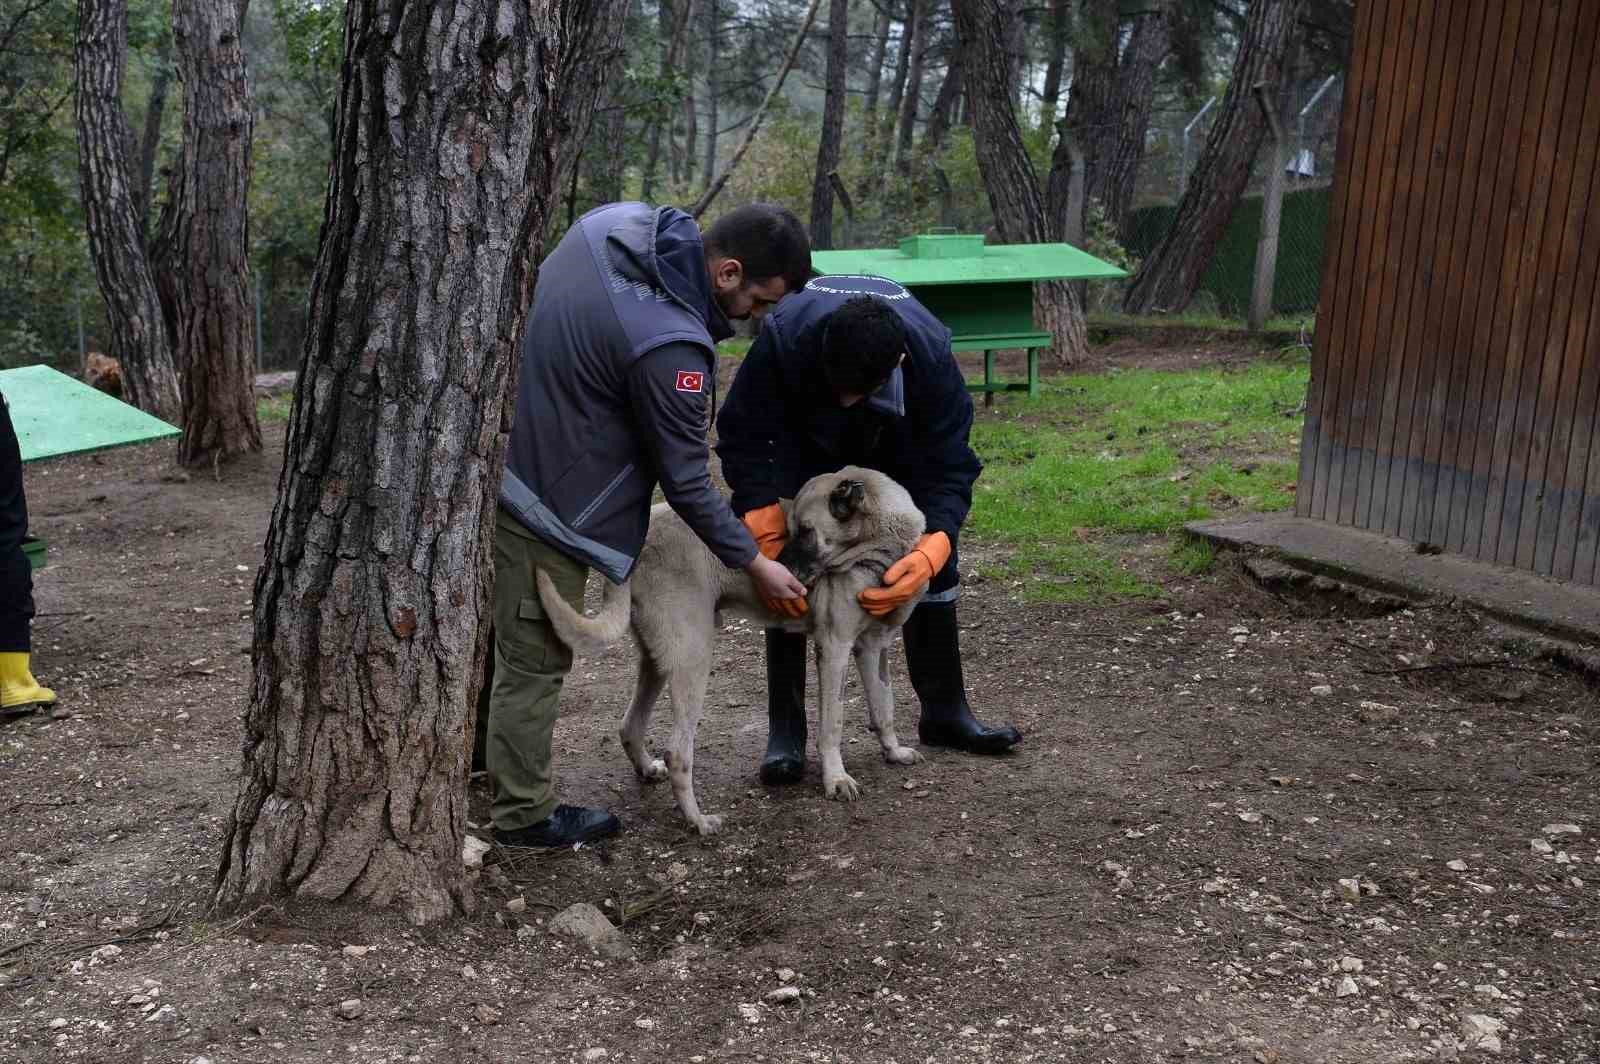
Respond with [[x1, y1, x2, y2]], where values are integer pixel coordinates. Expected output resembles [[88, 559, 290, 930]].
[[715, 275, 981, 538], [500, 203, 757, 583]]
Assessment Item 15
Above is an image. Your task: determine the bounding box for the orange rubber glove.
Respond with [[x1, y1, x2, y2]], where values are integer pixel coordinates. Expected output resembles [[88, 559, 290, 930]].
[[743, 504, 808, 617], [859, 531, 951, 618]]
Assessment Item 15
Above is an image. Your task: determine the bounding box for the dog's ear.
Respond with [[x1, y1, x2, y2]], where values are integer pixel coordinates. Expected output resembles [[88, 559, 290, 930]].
[[828, 479, 867, 522]]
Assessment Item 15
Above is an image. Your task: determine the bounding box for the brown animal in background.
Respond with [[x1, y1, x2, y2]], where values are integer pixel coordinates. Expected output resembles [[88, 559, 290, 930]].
[[82, 352, 123, 398]]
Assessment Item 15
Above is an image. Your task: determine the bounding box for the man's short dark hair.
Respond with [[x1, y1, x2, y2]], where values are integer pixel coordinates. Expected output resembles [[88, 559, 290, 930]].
[[703, 203, 812, 293], [821, 296, 906, 397]]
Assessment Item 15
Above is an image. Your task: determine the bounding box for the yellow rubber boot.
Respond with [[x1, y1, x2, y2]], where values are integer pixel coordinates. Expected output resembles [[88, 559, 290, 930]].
[[0, 652, 56, 712]]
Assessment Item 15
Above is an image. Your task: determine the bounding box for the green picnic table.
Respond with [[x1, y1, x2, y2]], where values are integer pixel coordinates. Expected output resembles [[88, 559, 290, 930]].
[[811, 232, 1127, 404], [1, 364, 181, 570]]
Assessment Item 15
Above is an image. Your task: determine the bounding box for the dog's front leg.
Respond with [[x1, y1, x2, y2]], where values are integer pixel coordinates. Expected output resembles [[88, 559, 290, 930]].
[[855, 629, 922, 768], [815, 639, 860, 801]]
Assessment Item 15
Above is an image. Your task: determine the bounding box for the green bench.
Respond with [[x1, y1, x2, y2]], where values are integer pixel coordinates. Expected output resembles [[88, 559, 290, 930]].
[[2, 364, 181, 569], [811, 232, 1126, 405]]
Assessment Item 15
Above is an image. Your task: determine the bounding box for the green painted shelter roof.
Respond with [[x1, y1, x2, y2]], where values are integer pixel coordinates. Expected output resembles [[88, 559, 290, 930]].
[[1, 364, 180, 462], [810, 240, 1127, 286]]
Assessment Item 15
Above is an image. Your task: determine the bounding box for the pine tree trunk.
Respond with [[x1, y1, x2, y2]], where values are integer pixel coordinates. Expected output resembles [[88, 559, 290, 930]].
[[701, 0, 718, 184], [892, 0, 928, 175], [134, 58, 170, 239], [952, 0, 1088, 364], [919, 53, 962, 158], [1037, 0, 1067, 130], [875, 0, 913, 182], [1123, 0, 1303, 314], [677, 0, 698, 187], [75, 0, 181, 422], [861, 3, 892, 141], [641, 0, 675, 200], [808, 0, 850, 249], [156, 0, 262, 469], [214, 0, 627, 925], [1099, 9, 1170, 234]]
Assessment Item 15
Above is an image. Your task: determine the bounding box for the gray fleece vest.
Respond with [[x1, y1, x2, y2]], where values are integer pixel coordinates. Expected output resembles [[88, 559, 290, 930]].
[[499, 203, 715, 582]]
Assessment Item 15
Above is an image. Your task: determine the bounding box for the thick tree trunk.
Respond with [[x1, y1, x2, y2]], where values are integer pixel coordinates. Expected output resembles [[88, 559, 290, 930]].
[[1099, 6, 1172, 234], [952, 0, 1087, 363], [1037, 0, 1067, 130], [154, 0, 262, 469], [808, 0, 849, 249], [75, 0, 181, 421], [214, 0, 627, 924], [134, 59, 170, 239], [953, 0, 1087, 362], [892, 0, 928, 175], [1122, 0, 1304, 314]]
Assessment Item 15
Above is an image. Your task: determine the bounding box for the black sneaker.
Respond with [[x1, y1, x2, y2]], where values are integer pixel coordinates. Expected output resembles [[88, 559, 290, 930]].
[[494, 804, 621, 848]]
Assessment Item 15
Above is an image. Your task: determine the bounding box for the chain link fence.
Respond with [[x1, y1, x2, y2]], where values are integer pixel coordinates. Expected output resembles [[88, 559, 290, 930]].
[[1120, 75, 1343, 323], [0, 257, 310, 375]]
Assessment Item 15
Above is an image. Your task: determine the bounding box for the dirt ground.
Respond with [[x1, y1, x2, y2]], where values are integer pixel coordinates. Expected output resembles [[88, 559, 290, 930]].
[[2, 345, 1596, 1063]]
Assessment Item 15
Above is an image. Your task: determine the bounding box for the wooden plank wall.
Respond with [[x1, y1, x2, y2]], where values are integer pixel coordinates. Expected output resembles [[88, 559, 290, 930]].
[[1298, 0, 1600, 586]]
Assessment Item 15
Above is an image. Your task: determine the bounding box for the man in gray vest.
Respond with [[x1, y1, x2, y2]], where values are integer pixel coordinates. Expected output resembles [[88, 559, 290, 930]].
[[489, 201, 812, 848]]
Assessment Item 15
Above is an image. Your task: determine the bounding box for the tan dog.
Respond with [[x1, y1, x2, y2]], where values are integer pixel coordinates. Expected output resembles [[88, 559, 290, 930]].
[[536, 466, 927, 835]]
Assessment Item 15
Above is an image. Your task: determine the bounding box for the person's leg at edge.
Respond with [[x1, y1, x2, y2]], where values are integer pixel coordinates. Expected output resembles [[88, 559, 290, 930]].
[[900, 538, 1021, 754], [486, 509, 619, 846], [758, 627, 809, 784], [0, 396, 53, 715]]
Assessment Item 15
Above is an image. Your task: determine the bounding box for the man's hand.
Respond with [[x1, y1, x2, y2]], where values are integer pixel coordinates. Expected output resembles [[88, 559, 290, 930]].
[[859, 531, 951, 618], [747, 554, 808, 617]]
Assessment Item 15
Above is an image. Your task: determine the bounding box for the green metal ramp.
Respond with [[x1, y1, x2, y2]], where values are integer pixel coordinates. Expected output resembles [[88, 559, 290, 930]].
[[2, 364, 182, 569]]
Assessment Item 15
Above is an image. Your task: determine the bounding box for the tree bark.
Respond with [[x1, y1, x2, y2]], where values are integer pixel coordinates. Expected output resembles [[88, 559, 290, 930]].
[[214, 0, 627, 924], [892, 0, 928, 175], [133, 58, 170, 239], [75, 0, 181, 422], [701, 0, 718, 185], [1037, 0, 1067, 130], [677, 0, 697, 186], [952, 0, 1087, 364], [1100, 6, 1171, 235], [152, 0, 262, 469], [642, 0, 693, 200], [861, 2, 892, 139], [1122, 0, 1303, 314], [874, 0, 913, 183], [808, 0, 849, 249], [919, 50, 961, 159]]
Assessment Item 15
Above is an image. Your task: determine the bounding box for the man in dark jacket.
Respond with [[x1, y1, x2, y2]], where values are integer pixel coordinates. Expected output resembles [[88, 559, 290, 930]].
[[716, 275, 1022, 785], [489, 202, 812, 848]]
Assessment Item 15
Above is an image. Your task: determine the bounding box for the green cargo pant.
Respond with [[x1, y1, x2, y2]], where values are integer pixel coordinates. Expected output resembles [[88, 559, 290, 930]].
[[487, 508, 589, 832]]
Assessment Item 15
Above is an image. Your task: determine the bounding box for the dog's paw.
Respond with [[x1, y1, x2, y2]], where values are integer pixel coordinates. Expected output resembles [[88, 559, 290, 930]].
[[691, 813, 724, 836], [884, 745, 923, 766], [824, 772, 861, 802], [638, 758, 669, 783]]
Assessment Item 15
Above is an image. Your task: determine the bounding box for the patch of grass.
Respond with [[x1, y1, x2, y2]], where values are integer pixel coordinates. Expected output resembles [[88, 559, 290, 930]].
[[1168, 534, 1219, 577], [257, 394, 294, 423], [968, 361, 1307, 601]]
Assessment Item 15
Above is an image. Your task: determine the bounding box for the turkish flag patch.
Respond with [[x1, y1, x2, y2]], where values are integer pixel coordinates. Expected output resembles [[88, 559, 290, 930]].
[[675, 370, 705, 393]]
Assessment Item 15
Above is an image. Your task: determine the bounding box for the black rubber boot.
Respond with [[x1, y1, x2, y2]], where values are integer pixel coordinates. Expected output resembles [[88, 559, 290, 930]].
[[902, 601, 1022, 754], [759, 628, 808, 784]]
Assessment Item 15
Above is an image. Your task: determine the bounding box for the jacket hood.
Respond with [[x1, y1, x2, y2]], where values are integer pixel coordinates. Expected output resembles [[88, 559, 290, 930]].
[[604, 205, 733, 343]]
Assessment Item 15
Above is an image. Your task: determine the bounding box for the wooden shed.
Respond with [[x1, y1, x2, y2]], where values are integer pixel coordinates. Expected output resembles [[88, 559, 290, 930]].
[[1296, 0, 1600, 586]]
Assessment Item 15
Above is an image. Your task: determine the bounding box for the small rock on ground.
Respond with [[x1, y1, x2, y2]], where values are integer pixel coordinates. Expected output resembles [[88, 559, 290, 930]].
[[549, 902, 634, 961]]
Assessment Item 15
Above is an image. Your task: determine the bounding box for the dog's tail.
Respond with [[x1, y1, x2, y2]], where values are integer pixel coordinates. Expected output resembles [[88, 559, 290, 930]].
[[535, 569, 631, 656]]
